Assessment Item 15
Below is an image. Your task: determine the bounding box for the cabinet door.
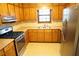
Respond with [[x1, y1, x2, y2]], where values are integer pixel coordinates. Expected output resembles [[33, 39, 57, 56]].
[[58, 5, 64, 21], [25, 30, 29, 44], [4, 41, 16, 56], [0, 49, 4, 56], [57, 29, 61, 42], [24, 8, 30, 21], [38, 29, 44, 42], [28, 29, 38, 42], [29, 8, 36, 21], [19, 7, 24, 21], [52, 6, 59, 21], [52, 29, 61, 42], [45, 29, 52, 42], [15, 5, 20, 21], [52, 29, 58, 42], [8, 4, 15, 16], [0, 4, 9, 16]]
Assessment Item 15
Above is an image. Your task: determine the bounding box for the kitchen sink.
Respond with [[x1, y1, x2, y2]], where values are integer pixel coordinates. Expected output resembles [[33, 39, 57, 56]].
[[38, 26, 51, 29]]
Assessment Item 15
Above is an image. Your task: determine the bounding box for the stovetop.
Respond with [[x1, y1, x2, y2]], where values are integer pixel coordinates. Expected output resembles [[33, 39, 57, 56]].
[[0, 31, 24, 39]]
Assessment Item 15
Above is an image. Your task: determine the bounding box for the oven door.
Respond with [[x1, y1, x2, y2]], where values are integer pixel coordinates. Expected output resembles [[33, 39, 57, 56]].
[[15, 34, 25, 55]]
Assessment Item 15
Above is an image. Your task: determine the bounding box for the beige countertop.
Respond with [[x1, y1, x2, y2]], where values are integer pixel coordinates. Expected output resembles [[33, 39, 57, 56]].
[[0, 21, 62, 50], [13, 21, 63, 32], [0, 39, 14, 50]]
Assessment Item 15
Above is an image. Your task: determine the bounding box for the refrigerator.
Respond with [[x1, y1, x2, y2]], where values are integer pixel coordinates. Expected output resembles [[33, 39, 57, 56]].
[[61, 5, 79, 56]]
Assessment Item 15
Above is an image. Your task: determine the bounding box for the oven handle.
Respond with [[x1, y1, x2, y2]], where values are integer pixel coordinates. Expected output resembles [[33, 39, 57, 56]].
[[15, 33, 24, 41]]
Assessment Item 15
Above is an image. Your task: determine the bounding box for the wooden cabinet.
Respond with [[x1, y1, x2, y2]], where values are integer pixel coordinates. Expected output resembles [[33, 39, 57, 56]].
[[52, 29, 61, 42], [28, 29, 61, 42], [4, 41, 16, 56], [57, 29, 61, 42], [25, 30, 29, 45], [24, 8, 30, 21], [14, 5, 20, 21], [38, 29, 45, 42], [0, 4, 9, 16], [52, 6, 59, 21], [29, 8, 37, 21], [19, 7, 24, 21], [52, 30, 58, 42], [0, 49, 4, 56], [28, 29, 38, 42], [8, 4, 15, 16], [45, 29, 52, 42], [58, 5, 64, 21]]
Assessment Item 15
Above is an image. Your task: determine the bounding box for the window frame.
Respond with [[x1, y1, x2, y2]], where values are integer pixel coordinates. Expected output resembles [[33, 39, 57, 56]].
[[38, 9, 51, 23]]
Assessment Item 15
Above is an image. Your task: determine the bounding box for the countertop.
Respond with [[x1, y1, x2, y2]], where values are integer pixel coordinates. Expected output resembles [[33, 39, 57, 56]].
[[0, 39, 14, 50], [13, 21, 62, 32], [0, 21, 62, 50]]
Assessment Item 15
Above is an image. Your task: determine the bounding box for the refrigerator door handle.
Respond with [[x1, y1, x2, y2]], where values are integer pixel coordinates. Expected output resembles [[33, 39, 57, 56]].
[[61, 31, 65, 42]]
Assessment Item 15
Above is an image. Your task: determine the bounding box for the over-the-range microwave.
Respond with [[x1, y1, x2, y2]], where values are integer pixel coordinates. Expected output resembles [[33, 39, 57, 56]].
[[1, 16, 16, 23]]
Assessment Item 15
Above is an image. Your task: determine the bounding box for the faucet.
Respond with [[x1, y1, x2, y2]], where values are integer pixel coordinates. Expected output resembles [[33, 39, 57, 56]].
[[43, 24, 50, 29]]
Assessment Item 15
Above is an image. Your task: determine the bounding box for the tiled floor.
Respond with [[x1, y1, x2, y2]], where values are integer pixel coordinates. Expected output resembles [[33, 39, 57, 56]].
[[23, 43, 61, 56]]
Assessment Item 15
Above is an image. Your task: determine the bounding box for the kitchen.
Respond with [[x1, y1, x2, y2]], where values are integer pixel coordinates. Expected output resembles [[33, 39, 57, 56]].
[[0, 3, 79, 56]]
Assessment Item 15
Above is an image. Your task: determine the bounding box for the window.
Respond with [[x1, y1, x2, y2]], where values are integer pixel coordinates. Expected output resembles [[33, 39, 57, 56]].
[[38, 9, 51, 23]]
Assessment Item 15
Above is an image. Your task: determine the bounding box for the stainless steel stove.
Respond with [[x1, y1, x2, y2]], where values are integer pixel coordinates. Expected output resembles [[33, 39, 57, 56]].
[[0, 25, 25, 56]]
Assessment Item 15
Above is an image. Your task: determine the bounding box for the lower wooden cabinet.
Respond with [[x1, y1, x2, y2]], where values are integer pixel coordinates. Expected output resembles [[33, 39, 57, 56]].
[[0, 49, 4, 56], [38, 29, 45, 42], [25, 30, 29, 44], [0, 41, 16, 56], [56, 29, 61, 42], [28, 29, 61, 42], [45, 29, 52, 42], [28, 29, 38, 42], [52, 29, 61, 42], [4, 41, 16, 56]]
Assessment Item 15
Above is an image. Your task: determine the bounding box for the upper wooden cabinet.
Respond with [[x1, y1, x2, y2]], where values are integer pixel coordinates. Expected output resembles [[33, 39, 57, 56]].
[[52, 6, 59, 21], [24, 8, 30, 21], [19, 4, 23, 8], [0, 4, 9, 16], [19, 7, 24, 20], [8, 4, 15, 16], [29, 8, 37, 21], [0, 3, 76, 22], [14, 5, 20, 21], [58, 5, 64, 21]]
